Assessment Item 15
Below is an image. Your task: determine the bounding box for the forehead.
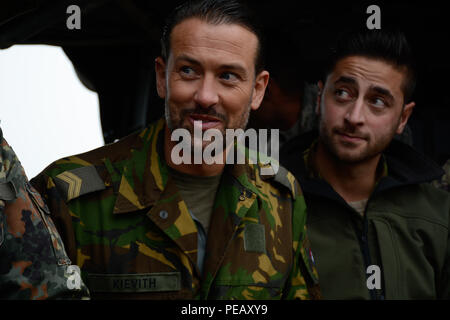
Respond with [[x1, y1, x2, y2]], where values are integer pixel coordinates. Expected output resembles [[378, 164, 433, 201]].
[[169, 18, 258, 70], [328, 56, 405, 96]]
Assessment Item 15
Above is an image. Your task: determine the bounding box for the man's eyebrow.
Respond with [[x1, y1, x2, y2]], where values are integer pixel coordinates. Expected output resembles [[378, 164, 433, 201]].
[[219, 63, 248, 77], [334, 76, 357, 86], [334, 76, 395, 102], [175, 54, 248, 77], [370, 86, 395, 102], [174, 54, 201, 66]]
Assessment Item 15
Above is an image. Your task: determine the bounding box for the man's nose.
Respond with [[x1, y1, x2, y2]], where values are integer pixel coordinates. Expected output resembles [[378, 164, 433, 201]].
[[194, 74, 219, 108], [344, 97, 365, 126]]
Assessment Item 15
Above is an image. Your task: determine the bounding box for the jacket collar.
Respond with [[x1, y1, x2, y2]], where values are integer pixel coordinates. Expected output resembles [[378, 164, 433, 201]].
[[282, 130, 444, 196], [110, 118, 169, 214], [109, 118, 262, 214]]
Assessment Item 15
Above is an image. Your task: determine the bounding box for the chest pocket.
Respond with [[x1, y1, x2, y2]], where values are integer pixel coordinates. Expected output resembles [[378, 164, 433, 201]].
[[26, 182, 72, 266], [209, 223, 291, 299], [0, 181, 16, 249], [0, 181, 16, 248]]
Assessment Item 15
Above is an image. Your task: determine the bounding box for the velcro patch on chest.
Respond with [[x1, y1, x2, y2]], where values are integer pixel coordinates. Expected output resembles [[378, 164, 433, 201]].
[[87, 272, 181, 293], [243, 223, 266, 253], [54, 166, 106, 202], [0, 181, 16, 201]]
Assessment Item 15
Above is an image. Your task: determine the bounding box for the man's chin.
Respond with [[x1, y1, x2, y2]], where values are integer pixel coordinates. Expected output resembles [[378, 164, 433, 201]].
[[336, 153, 367, 164], [333, 147, 381, 164]]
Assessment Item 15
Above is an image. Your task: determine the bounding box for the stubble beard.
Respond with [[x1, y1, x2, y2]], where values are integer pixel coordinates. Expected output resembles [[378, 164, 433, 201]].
[[318, 115, 400, 165], [165, 96, 252, 153]]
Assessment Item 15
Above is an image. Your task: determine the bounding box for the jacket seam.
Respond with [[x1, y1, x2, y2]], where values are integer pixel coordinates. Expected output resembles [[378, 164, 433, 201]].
[[369, 209, 448, 229], [371, 217, 402, 298]]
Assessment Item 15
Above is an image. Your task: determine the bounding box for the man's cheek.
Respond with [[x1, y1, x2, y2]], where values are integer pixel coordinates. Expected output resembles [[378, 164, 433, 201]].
[[329, 109, 345, 126], [169, 79, 194, 100]]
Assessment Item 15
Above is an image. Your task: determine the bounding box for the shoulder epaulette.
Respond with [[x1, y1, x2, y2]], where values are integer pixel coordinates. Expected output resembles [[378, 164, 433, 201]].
[[53, 165, 106, 202], [260, 163, 298, 198], [273, 165, 298, 198]]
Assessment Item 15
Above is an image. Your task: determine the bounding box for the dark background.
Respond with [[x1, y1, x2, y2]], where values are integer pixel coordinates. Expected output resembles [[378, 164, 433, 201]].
[[1, 0, 449, 165]]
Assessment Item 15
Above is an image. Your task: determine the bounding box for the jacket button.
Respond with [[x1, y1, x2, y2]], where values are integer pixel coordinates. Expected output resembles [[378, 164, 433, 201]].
[[159, 210, 168, 219]]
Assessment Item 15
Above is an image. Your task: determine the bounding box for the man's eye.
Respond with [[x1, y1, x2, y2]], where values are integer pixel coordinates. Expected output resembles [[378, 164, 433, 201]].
[[371, 97, 386, 108], [220, 72, 238, 81], [335, 89, 351, 99], [180, 66, 195, 76]]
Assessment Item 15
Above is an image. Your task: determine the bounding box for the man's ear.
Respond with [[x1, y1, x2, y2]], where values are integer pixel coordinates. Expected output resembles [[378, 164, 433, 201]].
[[155, 57, 167, 99], [316, 81, 324, 115], [250, 70, 270, 111], [396, 101, 415, 134]]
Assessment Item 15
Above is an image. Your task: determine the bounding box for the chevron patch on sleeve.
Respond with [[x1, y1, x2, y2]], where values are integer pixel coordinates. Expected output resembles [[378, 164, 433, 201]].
[[54, 166, 106, 202]]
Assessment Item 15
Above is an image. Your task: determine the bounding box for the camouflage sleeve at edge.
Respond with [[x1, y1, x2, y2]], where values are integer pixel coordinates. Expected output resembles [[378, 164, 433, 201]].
[[283, 181, 321, 300], [0, 133, 89, 299]]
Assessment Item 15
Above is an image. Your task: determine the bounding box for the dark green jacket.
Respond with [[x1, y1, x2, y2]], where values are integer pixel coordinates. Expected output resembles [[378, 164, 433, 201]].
[[280, 132, 450, 299]]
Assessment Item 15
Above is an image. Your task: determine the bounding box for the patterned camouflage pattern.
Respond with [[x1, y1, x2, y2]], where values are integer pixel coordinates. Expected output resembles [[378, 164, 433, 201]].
[[31, 118, 320, 300], [0, 128, 89, 299], [432, 159, 450, 192]]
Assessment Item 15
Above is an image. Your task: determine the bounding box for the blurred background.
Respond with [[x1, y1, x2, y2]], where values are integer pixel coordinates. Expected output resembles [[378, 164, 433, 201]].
[[0, 45, 103, 177], [1, 0, 449, 177]]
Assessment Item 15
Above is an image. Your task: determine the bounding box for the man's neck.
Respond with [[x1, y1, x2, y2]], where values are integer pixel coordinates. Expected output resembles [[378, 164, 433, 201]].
[[164, 125, 226, 177], [315, 141, 382, 202]]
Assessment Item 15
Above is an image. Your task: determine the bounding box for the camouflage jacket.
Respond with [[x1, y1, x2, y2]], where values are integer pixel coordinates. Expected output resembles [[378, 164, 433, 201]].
[[433, 159, 450, 192], [31, 118, 320, 300], [0, 128, 89, 299]]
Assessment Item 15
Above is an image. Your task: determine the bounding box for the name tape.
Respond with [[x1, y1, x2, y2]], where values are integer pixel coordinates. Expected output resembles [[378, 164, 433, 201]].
[[87, 272, 181, 293]]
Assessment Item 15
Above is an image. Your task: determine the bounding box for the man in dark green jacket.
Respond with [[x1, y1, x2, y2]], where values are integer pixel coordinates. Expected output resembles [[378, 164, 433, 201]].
[[280, 29, 450, 299]]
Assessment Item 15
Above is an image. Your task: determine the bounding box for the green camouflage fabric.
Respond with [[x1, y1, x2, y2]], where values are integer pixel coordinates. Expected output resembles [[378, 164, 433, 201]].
[[31, 118, 320, 300], [433, 159, 450, 192], [0, 128, 89, 299]]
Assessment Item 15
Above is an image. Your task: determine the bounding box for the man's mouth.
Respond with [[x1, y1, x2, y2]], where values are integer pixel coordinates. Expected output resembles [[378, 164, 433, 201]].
[[188, 114, 222, 131], [335, 130, 367, 143]]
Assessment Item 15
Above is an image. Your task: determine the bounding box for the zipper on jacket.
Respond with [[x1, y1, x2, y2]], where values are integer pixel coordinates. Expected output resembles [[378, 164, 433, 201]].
[[360, 210, 377, 300], [361, 204, 385, 300]]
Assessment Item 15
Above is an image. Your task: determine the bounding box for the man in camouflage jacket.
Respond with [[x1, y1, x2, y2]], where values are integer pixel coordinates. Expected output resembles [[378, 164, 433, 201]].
[[31, 0, 319, 300], [32, 119, 318, 299], [0, 128, 89, 299]]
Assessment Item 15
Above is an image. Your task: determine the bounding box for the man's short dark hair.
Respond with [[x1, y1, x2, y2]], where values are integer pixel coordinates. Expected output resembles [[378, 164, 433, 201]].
[[160, 0, 265, 74], [323, 29, 416, 103]]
